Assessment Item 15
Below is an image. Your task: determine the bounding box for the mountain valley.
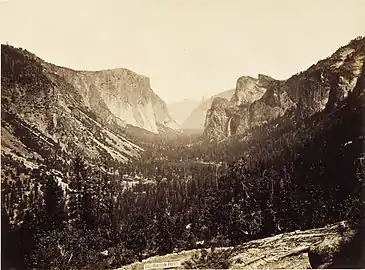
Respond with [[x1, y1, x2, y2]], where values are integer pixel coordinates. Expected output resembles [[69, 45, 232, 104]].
[[1, 36, 365, 269]]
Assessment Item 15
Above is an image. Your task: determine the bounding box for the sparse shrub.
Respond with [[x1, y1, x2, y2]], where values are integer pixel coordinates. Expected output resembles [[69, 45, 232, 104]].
[[182, 248, 231, 269]]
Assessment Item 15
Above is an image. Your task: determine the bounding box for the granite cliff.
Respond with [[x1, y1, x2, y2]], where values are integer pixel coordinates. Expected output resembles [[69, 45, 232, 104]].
[[203, 75, 272, 138], [50, 65, 178, 134], [204, 37, 365, 139]]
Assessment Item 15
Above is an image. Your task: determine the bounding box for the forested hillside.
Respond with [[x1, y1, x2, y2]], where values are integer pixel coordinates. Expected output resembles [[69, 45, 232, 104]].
[[2, 38, 365, 269]]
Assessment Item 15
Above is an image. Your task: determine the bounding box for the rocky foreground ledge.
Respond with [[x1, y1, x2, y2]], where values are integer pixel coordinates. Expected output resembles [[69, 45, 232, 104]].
[[118, 221, 363, 269]]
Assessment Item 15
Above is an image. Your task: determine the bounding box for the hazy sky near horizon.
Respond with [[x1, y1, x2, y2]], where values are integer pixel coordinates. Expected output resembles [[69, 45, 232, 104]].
[[1, 0, 364, 103]]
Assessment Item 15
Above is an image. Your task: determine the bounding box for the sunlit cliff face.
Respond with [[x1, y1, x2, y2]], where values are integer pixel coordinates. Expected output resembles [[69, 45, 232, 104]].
[[231, 76, 267, 106], [203, 37, 365, 140], [203, 75, 273, 140], [203, 98, 231, 139], [52, 67, 179, 134]]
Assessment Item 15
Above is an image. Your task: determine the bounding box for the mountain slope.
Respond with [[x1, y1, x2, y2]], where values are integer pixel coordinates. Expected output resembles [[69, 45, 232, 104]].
[[1, 45, 145, 172], [204, 37, 365, 140], [181, 89, 234, 131]]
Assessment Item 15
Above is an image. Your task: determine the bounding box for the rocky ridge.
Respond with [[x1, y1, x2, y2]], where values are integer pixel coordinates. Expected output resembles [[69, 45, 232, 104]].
[[204, 37, 365, 140]]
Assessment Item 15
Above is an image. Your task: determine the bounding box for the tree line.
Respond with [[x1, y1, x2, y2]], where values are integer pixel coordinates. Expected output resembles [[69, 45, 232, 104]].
[[2, 87, 364, 269]]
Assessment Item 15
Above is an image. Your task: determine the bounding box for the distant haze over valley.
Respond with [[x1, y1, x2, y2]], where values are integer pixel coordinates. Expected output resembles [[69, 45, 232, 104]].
[[167, 99, 200, 125]]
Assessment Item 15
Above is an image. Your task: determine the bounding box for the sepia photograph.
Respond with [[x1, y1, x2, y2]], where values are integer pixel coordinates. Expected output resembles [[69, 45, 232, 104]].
[[1, 0, 365, 269]]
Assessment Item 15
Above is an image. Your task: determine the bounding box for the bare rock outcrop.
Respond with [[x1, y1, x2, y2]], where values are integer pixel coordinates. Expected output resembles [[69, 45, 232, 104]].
[[119, 221, 358, 270], [203, 36, 365, 140], [203, 97, 231, 138], [308, 221, 365, 269], [51, 66, 178, 134], [231, 75, 273, 106], [203, 74, 274, 139]]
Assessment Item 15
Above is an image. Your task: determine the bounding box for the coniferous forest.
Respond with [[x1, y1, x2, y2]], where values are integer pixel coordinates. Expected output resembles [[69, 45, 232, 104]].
[[1, 17, 365, 269], [2, 83, 364, 269]]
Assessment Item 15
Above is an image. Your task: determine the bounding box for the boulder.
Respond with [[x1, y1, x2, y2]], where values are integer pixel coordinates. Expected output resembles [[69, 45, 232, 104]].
[[308, 223, 355, 268]]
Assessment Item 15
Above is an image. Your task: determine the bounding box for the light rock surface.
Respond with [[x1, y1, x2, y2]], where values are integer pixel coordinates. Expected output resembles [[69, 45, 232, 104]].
[[118, 221, 355, 270], [51, 67, 178, 134], [204, 37, 365, 140]]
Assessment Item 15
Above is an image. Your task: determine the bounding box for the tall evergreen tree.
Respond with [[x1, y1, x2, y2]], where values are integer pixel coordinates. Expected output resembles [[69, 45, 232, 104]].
[[154, 209, 174, 255], [41, 175, 66, 231], [124, 214, 148, 262], [68, 154, 87, 230]]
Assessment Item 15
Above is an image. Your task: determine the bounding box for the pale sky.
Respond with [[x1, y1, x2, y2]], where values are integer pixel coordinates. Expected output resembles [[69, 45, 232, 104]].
[[1, 0, 364, 103]]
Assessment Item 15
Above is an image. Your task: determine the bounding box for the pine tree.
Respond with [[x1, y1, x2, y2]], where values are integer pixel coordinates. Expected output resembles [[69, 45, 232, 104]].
[[64, 154, 97, 267], [41, 175, 66, 231], [124, 214, 148, 262], [154, 209, 174, 255], [96, 167, 115, 236], [80, 186, 95, 230], [68, 154, 86, 230]]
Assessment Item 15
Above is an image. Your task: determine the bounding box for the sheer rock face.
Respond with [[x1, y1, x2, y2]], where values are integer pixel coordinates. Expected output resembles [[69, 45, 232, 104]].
[[203, 75, 273, 139], [51, 67, 178, 134], [231, 75, 272, 106], [203, 98, 231, 138], [204, 37, 365, 140]]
